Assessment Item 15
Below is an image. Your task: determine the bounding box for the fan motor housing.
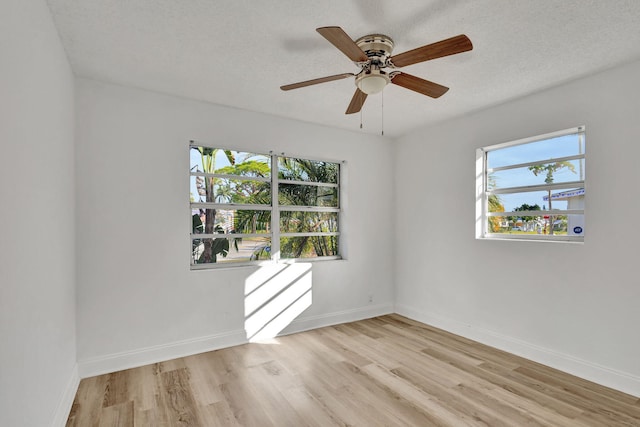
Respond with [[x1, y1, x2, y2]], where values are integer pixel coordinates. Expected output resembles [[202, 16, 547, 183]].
[[355, 34, 394, 61]]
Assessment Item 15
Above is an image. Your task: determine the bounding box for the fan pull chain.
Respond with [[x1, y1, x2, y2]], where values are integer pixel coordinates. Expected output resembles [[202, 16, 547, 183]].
[[381, 91, 384, 136], [360, 109, 363, 129]]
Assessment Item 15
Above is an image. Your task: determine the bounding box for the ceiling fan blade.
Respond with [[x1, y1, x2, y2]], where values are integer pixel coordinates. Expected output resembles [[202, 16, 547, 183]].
[[280, 73, 354, 91], [345, 88, 368, 114], [390, 34, 472, 68], [391, 72, 449, 98], [317, 26, 369, 62]]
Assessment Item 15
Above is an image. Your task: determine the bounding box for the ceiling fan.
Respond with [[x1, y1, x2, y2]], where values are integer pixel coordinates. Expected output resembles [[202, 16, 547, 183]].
[[280, 26, 473, 114]]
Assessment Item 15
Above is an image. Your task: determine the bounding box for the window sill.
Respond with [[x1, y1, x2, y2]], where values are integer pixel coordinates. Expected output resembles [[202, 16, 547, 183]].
[[478, 234, 584, 244], [190, 256, 344, 271]]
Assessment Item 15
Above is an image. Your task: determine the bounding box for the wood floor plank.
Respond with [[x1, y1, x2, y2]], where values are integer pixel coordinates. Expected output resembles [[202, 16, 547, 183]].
[[66, 374, 109, 427], [361, 362, 479, 427], [98, 401, 134, 427], [279, 385, 346, 427], [159, 368, 203, 426], [475, 361, 586, 418], [335, 360, 444, 426], [102, 371, 130, 408], [574, 408, 640, 427], [127, 364, 160, 413], [199, 400, 241, 427], [514, 364, 640, 416], [314, 327, 374, 367], [68, 315, 640, 426], [134, 403, 167, 427], [423, 350, 591, 425], [296, 371, 373, 426], [390, 366, 517, 427]]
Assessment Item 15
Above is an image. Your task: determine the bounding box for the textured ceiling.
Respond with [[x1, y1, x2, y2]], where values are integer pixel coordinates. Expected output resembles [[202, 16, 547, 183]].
[[47, 0, 640, 138]]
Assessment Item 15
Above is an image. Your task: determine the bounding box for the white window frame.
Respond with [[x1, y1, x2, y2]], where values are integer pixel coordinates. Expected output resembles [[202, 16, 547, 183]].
[[190, 143, 342, 269], [476, 126, 586, 242]]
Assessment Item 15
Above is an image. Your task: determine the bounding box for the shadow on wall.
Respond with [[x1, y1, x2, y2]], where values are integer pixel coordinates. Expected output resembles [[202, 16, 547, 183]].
[[244, 262, 312, 342]]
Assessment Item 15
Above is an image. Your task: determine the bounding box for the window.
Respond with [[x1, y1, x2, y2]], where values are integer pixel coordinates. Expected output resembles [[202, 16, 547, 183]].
[[189, 143, 341, 268], [476, 126, 585, 242]]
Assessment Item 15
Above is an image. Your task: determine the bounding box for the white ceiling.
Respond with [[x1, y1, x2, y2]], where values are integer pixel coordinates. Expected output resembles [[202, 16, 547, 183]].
[[46, 0, 640, 138]]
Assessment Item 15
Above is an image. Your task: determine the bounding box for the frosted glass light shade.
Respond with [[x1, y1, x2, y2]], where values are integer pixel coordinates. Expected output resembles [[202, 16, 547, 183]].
[[356, 74, 389, 94]]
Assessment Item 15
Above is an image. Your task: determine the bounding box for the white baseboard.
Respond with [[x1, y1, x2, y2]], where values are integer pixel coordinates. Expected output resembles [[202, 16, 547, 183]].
[[396, 303, 640, 398], [78, 329, 247, 378], [78, 303, 394, 379], [282, 303, 395, 336], [51, 364, 80, 427]]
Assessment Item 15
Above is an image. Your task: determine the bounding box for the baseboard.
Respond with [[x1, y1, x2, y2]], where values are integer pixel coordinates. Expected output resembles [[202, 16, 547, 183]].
[[77, 303, 394, 379], [396, 303, 640, 398], [51, 363, 80, 427], [78, 329, 247, 378], [282, 303, 395, 336]]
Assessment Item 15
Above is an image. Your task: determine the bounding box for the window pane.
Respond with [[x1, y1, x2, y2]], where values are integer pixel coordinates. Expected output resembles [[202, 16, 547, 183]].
[[491, 187, 584, 213], [280, 236, 339, 259], [487, 215, 584, 236], [278, 157, 339, 184], [280, 211, 338, 233], [190, 176, 270, 204], [489, 186, 584, 236], [192, 209, 271, 234], [192, 237, 271, 265], [278, 183, 338, 207], [190, 147, 342, 267], [489, 159, 585, 190], [487, 133, 585, 169], [190, 147, 270, 177]]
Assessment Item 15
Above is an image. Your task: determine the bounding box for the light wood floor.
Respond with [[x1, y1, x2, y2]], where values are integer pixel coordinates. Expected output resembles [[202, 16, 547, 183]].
[[67, 314, 640, 426]]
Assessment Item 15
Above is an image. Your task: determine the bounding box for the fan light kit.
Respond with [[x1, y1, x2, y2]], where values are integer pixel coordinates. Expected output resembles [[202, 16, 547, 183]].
[[281, 26, 473, 115], [354, 34, 394, 95], [356, 70, 389, 94]]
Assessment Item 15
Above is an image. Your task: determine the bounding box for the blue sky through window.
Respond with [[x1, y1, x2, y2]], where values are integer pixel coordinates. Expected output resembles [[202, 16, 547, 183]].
[[487, 133, 585, 212]]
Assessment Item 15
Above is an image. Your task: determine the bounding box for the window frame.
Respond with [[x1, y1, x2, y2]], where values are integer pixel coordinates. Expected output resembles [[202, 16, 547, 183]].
[[189, 142, 342, 269], [476, 126, 586, 243]]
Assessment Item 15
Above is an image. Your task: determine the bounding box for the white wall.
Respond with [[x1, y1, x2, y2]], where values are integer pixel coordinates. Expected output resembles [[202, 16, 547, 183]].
[[74, 79, 395, 375], [395, 60, 640, 396], [0, 1, 78, 426]]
